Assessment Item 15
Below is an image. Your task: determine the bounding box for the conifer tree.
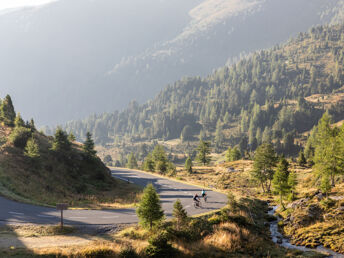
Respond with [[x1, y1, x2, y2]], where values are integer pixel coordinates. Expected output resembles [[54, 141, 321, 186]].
[[272, 158, 290, 209], [184, 156, 192, 174], [143, 154, 155, 172], [0, 95, 16, 126], [136, 184, 164, 229], [14, 113, 25, 128], [51, 128, 70, 152], [297, 151, 307, 167], [196, 140, 211, 166], [68, 132, 76, 142], [24, 137, 40, 159], [126, 152, 138, 169], [314, 112, 341, 186], [29, 118, 36, 131], [173, 199, 188, 230], [83, 132, 96, 156], [251, 143, 277, 193], [321, 175, 331, 197], [288, 170, 297, 200]]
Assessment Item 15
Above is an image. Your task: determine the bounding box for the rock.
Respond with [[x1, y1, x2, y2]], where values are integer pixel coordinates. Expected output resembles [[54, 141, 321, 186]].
[[287, 198, 310, 209]]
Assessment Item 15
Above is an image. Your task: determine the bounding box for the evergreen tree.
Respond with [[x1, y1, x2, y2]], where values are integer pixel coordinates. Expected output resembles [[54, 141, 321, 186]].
[[173, 199, 188, 230], [127, 152, 138, 169], [51, 128, 71, 152], [313, 112, 341, 186], [14, 113, 25, 128], [320, 175, 331, 197], [272, 158, 290, 209], [251, 143, 277, 193], [143, 154, 155, 172], [29, 119, 36, 131], [225, 147, 232, 162], [0, 95, 16, 126], [288, 170, 298, 200], [214, 119, 224, 152], [24, 137, 40, 159], [68, 132, 76, 142], [297, 151, 307, 167], [136, 184, 164, 229], [196, 140, 211, 165], [184, 156, 193, 174], [230, 147, 241, 161], [83, 132, 96, 156]]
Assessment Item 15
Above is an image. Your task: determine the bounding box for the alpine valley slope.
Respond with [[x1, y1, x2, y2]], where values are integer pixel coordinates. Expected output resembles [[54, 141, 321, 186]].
[[0, 0, 343, 125]]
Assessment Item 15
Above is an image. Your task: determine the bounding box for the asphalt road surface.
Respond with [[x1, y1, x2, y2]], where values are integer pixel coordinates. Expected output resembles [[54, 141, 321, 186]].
[[0, 168, 227, 225]]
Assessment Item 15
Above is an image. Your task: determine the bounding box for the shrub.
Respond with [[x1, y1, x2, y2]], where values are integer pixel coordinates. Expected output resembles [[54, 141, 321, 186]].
[[9, 127, 32, 148], [119, 244, 139, 258], [145, 233, 177, 258]]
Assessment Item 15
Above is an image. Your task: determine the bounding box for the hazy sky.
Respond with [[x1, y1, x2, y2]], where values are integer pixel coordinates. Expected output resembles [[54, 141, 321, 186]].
[[0, 0, 56, 11]]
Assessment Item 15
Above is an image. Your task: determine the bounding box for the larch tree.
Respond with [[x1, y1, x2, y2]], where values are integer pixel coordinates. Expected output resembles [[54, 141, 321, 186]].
[[251, 143, 277, 193], [196, 140, 211, 166], [272, 157, 290, 210]]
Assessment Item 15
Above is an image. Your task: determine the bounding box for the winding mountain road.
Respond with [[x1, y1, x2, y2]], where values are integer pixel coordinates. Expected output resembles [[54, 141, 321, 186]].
[[0, 168, 227, 225]]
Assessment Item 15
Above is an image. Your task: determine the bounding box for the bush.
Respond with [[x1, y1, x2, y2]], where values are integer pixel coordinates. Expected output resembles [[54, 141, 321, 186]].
[[80, 247, 117, 258], [119, 244, 139, 258], [145, 233, 177, 258], [320, 198, 336, 210], [9, 127, 32, 148]]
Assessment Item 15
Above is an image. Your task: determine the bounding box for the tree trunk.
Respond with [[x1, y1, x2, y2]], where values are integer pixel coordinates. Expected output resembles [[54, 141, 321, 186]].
[[280, 192, 285, 210], [331, 173, 335, 187], [261, 182, 266, 193]]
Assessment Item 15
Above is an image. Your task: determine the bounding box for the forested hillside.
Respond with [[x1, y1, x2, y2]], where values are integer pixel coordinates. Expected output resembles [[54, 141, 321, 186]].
[[62, 24, 344, 158], [1, 0, 343, 125]]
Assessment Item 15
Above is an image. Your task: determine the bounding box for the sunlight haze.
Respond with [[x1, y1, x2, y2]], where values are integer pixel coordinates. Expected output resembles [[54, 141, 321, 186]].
[[0, 0, 56, 11]]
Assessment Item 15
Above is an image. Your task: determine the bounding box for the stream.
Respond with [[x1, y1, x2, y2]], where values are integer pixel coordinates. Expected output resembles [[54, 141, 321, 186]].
[[268, 206, 344, 258]]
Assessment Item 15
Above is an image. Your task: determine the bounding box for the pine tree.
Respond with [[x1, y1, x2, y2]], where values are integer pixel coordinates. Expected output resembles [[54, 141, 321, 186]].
[[127, 152, 138, 169], [321, 175, 331, 197], [225, 147, 232, 162], [143, 154, 155, 172], [297, 151, 306, 167], [196, 140, 211, 166], [313, 112, 341, 186], [14, 113, 25, 128], [214, 119, 224, 152], [68, 132, 76, 142], [288, 170, 297, 200], [136, 184, 164, 229], [24, 137, 40, 159], [29, 119, 36, 131], [272, 158, 290, 210], [51, 128, 71, 152], [173, 199, 188, 230], [83, 132, 96, 156], [0, 95, 16, 126], [184, 156, 192, 174], [251, 143, 277, 193]]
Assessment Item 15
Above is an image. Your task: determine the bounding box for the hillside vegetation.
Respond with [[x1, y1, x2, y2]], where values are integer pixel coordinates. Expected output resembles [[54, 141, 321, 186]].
[[0, 95, 140, 208], [64, 24, 344, 162]]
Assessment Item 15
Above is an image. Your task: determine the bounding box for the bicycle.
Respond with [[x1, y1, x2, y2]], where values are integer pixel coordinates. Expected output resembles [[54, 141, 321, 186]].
[[193, 200, 201, 208]]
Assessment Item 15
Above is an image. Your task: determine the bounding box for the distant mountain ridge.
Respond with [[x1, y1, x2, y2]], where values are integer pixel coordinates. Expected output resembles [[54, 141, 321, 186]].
[[0, 0, 343, 125]]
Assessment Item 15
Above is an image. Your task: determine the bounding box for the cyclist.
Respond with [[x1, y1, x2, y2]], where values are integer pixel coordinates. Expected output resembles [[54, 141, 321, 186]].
[[193, 193, 200, 207], [201, 189, 207, 202]]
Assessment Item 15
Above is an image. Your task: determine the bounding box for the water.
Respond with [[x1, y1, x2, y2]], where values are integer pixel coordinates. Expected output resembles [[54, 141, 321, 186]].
[[268, 206, 344, 258]]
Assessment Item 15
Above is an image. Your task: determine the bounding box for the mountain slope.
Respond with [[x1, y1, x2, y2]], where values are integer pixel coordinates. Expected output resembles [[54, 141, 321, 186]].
[[0, 0, 343, 125], [0, 96, 140, 208], [63, 24, 344, 158]]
